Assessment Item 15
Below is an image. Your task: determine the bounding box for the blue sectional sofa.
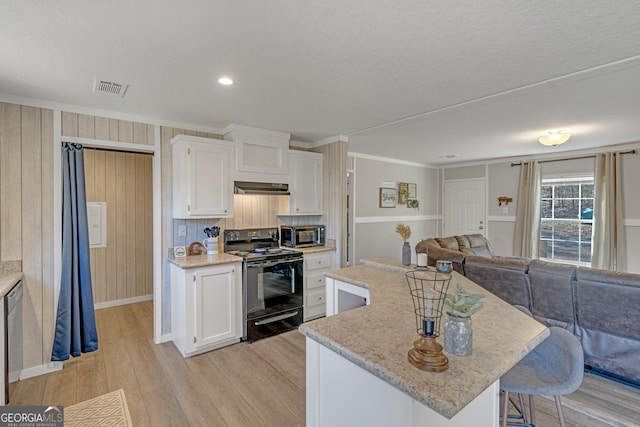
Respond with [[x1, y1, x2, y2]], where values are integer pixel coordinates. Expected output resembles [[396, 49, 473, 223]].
[[416, 235, 640, 387]]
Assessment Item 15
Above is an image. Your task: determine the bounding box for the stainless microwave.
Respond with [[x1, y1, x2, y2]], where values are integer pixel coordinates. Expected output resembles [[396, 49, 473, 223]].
[[280, 225, 325, 248]]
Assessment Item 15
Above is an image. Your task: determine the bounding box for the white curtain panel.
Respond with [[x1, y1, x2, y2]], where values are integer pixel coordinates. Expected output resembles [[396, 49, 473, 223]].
[[592, 152, 624, 271], [514, 160, 541, 258]]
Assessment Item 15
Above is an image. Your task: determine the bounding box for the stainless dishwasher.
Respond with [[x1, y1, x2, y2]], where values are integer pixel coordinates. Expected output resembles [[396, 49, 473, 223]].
[[5, 281, 22, 404]]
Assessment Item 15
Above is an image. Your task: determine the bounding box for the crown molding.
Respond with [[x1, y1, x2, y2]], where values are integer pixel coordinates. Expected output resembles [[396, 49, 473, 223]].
[[0, 92, 225, 134], [349, 151, 436, 169]]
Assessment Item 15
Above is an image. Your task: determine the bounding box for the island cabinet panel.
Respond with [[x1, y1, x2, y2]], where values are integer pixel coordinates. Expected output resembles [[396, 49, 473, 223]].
[[170, 262, 242, 357], [172, 135, 235, 218], [302, 260, 549, 426], [325, 277, 370, 317], [306, 338, 500, 427]]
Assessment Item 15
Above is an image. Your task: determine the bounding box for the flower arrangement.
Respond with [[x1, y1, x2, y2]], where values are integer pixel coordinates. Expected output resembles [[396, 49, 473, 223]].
[[444, 283, 485, 318], [395, 224, 411, 242]]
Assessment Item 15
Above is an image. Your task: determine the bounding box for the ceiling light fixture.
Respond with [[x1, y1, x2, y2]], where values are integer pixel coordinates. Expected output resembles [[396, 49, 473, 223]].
[[218, 77, 234, 86], [538, 130, 571, 146]]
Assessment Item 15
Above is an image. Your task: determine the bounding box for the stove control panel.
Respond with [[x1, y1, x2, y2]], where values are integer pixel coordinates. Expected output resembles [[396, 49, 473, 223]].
[[225, 228, 279, 242]]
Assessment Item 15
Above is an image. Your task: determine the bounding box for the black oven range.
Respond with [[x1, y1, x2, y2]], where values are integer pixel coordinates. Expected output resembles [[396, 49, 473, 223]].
[[224, 228, 304, 342]]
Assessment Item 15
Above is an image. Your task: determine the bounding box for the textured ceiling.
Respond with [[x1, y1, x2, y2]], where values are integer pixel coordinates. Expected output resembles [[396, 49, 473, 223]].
[[2, 1, 640, 164]]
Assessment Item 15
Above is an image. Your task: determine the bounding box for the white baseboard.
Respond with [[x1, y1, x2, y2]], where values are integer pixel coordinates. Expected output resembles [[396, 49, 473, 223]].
[[155, 333, 173, 344], [19, 362, 63, 381], [94, 294, 153, 310]]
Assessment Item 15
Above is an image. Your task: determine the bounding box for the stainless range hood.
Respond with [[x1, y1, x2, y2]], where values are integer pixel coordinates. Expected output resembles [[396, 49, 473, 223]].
[[234, 181, 290, 195]]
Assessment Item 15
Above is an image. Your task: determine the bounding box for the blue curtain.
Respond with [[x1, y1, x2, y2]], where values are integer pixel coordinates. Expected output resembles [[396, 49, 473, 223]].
[[51, 143, 98, 361]]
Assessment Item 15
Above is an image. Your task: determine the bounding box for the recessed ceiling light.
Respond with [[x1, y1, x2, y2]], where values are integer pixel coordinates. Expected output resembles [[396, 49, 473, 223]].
[[218, 77, 233, 86]]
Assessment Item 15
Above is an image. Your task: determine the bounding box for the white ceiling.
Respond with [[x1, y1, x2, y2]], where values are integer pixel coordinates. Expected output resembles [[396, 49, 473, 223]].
[[2, 1, 640, 165]]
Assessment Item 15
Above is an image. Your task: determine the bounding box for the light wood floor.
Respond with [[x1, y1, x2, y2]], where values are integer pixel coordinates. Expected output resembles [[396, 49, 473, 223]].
[[10, 301, 640, 426]]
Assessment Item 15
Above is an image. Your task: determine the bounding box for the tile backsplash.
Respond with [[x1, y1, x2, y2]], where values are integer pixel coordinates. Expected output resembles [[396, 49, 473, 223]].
[[172, 195, 323, 249]]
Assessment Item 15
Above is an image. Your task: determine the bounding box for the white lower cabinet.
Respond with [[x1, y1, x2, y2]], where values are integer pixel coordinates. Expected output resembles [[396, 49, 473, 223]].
[[170, 262, 242, 357], [306, 338, 500, 427], [303, 252, 334, 321], [325, 277, 370, 317]]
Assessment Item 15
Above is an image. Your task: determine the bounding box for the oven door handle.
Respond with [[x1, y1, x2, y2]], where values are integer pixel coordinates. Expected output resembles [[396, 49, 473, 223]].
[[254, 311, 299, 326], [247, 258, 303, 268]]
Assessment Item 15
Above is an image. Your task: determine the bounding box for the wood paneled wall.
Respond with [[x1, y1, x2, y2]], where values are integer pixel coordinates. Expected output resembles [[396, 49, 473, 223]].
[[62, 112, 156, 305], [0, 102, 55, 370], [84, 149, 153, 304], [1, 102, 346, 370], [170, 196, 324, 249], [314, 141, 348, 267], [61, 112, 155, 145]]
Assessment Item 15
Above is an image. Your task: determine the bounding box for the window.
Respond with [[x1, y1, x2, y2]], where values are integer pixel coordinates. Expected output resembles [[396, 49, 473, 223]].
[[540, 176, 594, 265]]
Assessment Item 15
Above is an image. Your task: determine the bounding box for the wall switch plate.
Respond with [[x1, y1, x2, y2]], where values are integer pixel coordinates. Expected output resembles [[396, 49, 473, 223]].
[[178, 225, 187, 237], [503, 206, 509, 214]]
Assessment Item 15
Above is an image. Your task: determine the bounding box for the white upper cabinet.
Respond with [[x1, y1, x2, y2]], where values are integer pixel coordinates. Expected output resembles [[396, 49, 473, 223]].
[[172, 135, 235, 218], [288, 150, 323, 215], [223, 124, 290, 183]]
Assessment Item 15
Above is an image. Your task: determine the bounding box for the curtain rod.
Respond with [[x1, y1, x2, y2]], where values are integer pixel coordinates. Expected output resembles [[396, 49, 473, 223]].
[[510, 149, 637, 167]]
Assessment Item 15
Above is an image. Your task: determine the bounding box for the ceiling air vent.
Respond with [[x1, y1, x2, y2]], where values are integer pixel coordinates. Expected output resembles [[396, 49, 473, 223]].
[[439, 154, 461, 159], [93, 78, 129, 97]]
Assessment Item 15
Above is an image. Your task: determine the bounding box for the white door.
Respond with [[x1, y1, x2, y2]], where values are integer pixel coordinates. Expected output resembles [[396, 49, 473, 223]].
[[444, 179, 486, 237]]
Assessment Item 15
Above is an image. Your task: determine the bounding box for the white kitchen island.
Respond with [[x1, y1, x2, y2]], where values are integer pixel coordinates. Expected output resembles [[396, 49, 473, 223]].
[[298, 258, 549, 427]]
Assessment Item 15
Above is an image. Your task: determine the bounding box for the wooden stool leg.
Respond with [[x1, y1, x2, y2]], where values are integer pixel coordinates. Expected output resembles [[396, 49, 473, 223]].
[[501, 391, 509, 427], [518, 393, 527, 424], [554, 395, 567, 427], [529, 394, 536, 426]]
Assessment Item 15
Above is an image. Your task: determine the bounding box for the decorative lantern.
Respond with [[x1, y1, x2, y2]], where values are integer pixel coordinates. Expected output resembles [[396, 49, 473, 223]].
[[405, 269, 452, 372]]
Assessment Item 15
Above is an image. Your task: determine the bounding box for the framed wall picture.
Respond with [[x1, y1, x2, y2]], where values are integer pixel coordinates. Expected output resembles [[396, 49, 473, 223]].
[[379, 188, 397, 208], [397, 182, 408, 204], [408, 183, 417, 198]]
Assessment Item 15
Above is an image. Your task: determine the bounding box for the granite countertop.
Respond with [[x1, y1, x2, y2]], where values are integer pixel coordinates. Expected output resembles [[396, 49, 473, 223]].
[[0, 261, 23, 298], [295, 245, 336, 254], [168, 253, 243, 269], [299, 257, 549, 419]]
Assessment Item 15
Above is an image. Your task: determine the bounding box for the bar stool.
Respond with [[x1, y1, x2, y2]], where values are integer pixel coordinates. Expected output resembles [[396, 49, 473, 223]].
[[500, 325, 584, 427]]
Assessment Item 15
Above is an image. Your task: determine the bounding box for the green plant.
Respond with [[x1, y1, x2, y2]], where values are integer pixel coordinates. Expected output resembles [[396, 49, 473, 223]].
[[444, 283, 485, 317]]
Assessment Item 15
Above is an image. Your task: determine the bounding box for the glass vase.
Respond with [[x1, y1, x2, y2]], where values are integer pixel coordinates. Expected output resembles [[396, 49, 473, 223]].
[[402, 241, 411, 266], [444, 315, 473, 356]]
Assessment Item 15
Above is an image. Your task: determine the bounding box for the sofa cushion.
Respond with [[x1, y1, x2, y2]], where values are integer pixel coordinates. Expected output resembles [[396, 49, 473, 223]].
[[460, 246, 493, 257], [415, 238, 439, 253], [456, 234, 493, 257], [464, 255, 531, 309], [425, 247, 466, 274], [575, 267, 640, 381], [436, 236, 459, 251], [575, 267, 640, 341], [528, 260, 577, 332]]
